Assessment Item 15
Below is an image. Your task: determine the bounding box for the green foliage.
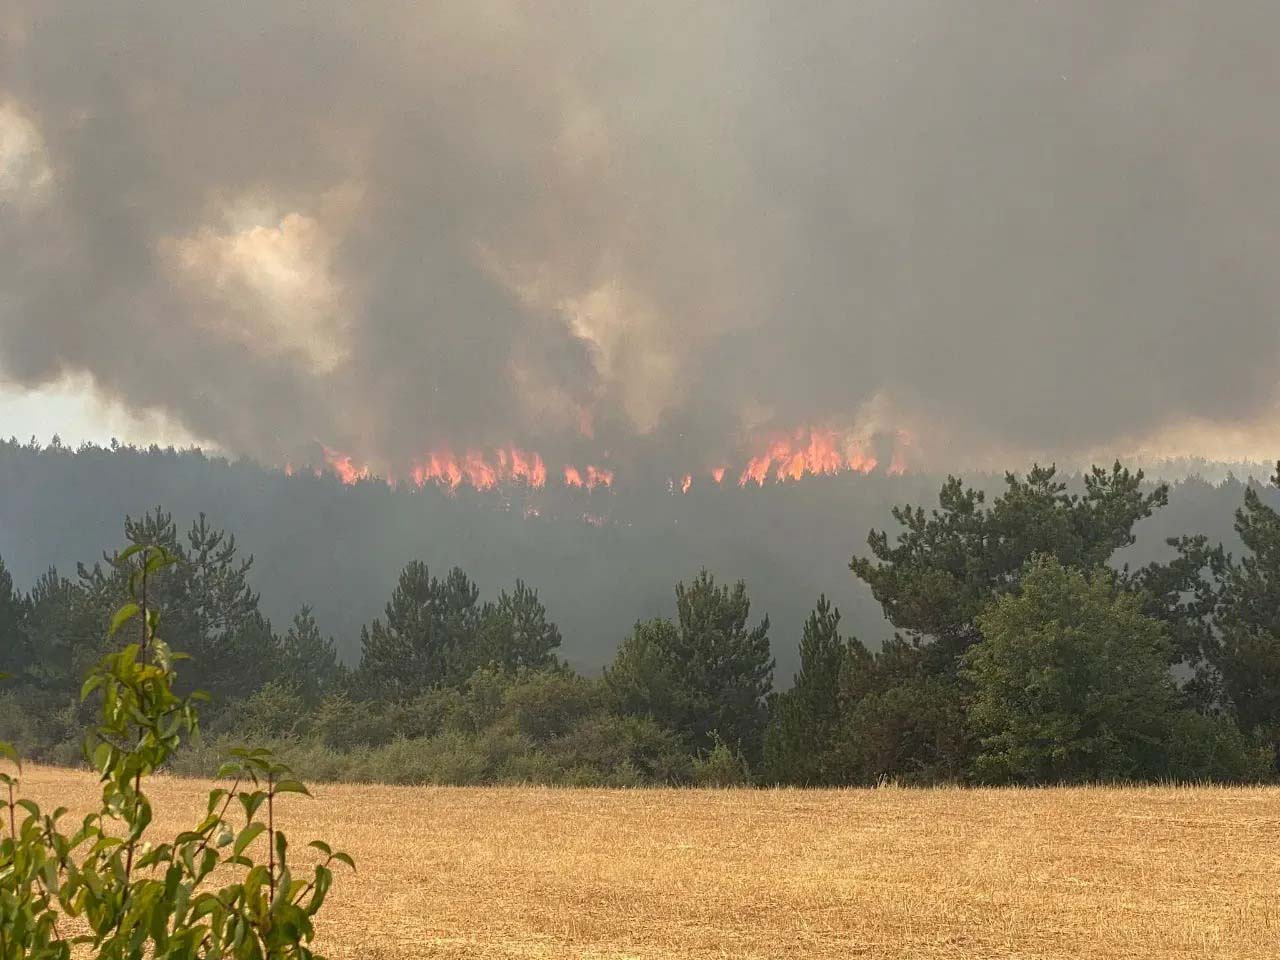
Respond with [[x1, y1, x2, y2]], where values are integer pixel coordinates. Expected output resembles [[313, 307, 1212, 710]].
[[852, 463, 1168, 671], [966, 556, 1183, 784], [607, 571, 773, 763], [838, 674, 968, 786], [763, 596, 867, 785], [0, 559, 28, 681], [75, 509, 278, 710], [690, 735, 752, 788], [1210, 465, 1280, 739], [473, 582, 563, 674], [603, 618, 683, 723], [0, 542, 351, 958], [356, 563, 564, 699], [277, 608, 340, 707], [231, 681, 310, 740]]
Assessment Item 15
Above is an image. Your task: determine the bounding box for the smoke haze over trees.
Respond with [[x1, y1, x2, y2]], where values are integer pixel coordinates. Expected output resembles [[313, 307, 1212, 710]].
[[6, 3, 1280, 478], [2, 441, 1272, 676], [4, 444, 1280, 787]]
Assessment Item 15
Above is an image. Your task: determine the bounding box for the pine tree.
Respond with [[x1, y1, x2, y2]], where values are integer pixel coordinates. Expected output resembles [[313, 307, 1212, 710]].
[[1211, 462, 1280, 740], [763, 596, 865, 784], [75, 508, 274, 707], [474, 581, 562, 673], [357, 562, 487, 696], [670, 570, 774, 762], [277, 605, 341, 705], [0, 556, 28, 680]]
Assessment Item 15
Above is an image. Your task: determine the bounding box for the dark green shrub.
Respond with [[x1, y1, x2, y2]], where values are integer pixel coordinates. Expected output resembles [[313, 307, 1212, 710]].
[[690, 734, 752, 787]]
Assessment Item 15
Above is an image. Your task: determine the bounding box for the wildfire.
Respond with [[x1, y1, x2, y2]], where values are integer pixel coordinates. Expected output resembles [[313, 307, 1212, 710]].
[[738, 429, 879, 486], [315, 426, 911, 493], [406, 446, 547, 491], [322, 446, 371, 485], [564, 464, 613, 490]]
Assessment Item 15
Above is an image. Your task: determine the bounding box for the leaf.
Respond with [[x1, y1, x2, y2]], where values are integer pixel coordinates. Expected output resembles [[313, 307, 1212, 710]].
[[0, 740, 21, 770], [273, 780, 311, 797], [109, 602, 141, 637], [233, 822, 266, 856]]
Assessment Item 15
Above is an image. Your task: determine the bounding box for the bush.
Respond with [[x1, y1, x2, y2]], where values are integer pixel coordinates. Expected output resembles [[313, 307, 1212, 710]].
[[690, 735, 752, 787], [1164, 712, 1274, 782], [552, 713, 691, 784], [229, 680, 309, 739], [498, 670, 603, 741]]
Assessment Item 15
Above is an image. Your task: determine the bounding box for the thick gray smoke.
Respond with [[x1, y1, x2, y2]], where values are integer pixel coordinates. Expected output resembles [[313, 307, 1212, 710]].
[[3, 2, 1279, 478]]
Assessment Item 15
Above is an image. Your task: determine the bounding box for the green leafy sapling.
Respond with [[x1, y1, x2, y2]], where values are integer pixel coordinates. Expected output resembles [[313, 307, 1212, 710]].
[[0, 543, 353, 959]]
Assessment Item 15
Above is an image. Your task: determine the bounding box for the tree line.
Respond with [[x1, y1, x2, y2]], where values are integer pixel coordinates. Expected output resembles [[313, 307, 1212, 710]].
[[3, 460, 1280, 786]]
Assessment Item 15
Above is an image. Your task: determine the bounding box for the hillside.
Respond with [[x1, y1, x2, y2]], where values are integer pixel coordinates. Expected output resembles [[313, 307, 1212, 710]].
[[0, 440, 1270, 675]]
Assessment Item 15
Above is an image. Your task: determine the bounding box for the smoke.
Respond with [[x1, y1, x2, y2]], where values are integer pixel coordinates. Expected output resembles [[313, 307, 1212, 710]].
[[4, 2, 1280, 479]]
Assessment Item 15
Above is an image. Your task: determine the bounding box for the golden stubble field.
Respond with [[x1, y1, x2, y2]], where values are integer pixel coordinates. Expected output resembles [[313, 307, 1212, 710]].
[[22, 766, 1280, 959]]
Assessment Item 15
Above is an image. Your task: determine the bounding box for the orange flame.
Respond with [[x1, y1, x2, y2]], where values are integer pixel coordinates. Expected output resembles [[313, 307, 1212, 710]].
[[887, 430, 912, 476], [314, 426, 908, 495], [566, 464, 613, 490], [738, 429, 879, 486], [322, 446, 371, 485], [411, 446, 547, 491]]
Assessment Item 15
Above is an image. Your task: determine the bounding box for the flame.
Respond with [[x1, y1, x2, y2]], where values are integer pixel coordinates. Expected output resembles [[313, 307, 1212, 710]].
[[411, 446, 546, 491], [284, 461, 294, 477], [888, 430, 912, 476], [738, 429, 879, 486], [565, 464, 613, 490], [314, 425, 909, 494], [322, 446, 371, 485]]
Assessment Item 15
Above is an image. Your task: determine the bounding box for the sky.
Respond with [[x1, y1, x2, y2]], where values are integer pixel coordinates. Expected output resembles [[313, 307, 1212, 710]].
[[3, 2, 1280, 486]]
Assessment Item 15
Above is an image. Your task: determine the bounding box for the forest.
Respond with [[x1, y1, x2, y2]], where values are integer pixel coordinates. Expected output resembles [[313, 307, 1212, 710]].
[[2, 441, 1279, 786]]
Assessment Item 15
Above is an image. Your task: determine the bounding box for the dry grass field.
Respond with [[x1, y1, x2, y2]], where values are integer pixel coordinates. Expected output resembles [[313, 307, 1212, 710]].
[[22, 766, 1280, 959]]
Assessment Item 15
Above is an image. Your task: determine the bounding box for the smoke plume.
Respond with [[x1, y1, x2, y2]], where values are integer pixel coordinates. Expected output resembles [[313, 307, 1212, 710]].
[[4, 2, 1280, 483]]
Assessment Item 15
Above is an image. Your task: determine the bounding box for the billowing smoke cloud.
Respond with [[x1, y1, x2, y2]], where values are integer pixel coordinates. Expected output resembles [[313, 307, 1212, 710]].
[[4, 2, 1280, 481]]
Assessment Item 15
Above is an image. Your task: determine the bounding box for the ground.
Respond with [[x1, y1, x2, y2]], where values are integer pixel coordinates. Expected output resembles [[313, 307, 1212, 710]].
[[20, 767, 1280, 958]]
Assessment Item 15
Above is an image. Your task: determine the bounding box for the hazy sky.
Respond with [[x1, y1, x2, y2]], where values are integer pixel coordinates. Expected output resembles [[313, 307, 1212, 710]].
[[4, 2, 1280, 480]]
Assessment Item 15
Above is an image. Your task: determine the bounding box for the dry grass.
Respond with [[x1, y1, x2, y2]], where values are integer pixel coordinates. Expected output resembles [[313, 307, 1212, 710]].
[[23, 766, 1280, 958]]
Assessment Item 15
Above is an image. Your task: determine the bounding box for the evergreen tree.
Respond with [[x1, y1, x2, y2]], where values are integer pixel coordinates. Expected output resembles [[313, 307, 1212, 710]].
[[763, 596, 865, 784], [75, 508, 275, 706], [1210, 463, 1280, 741], [357, 562, 485, 696], [472, 581, 562, 673], [358, 561, 442, 698], [277, 605, 341, 705], [610, 571, 773, 763], [852, 463, 1168, 673], [21, 568, 82, 691], [0, 557, 28, 679], [604, 618, 683, 726]]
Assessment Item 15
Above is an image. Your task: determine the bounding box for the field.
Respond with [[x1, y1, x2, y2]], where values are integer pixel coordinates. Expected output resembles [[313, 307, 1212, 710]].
[[23, 767, 1280, 959]]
